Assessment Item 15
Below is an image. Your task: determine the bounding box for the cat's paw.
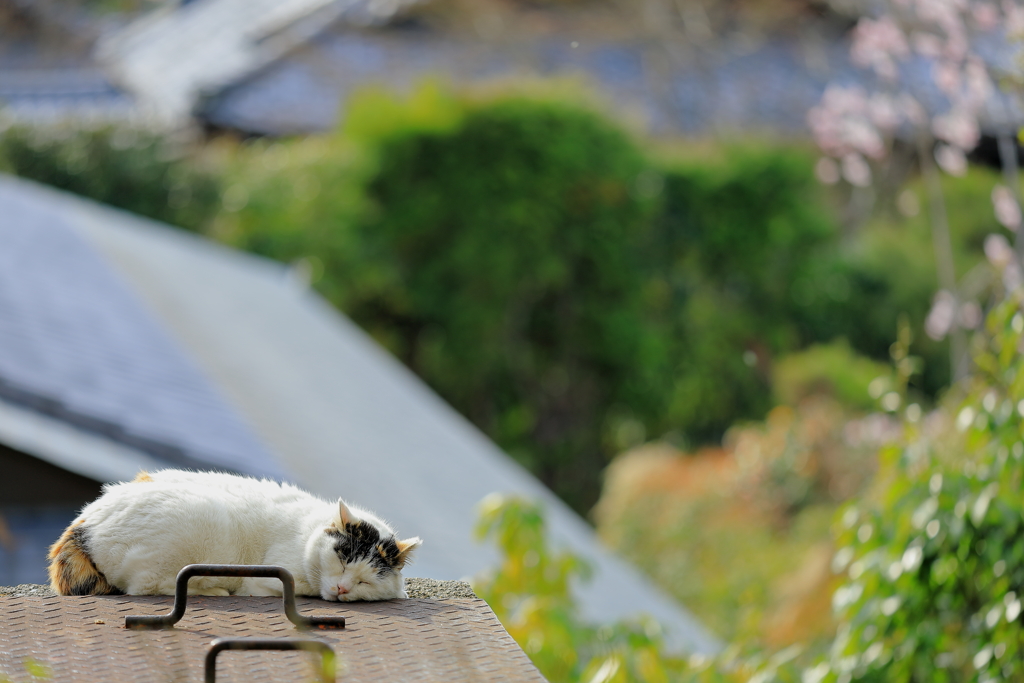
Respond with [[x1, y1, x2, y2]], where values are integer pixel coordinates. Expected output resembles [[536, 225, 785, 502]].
[[189, 587, 231, 597]]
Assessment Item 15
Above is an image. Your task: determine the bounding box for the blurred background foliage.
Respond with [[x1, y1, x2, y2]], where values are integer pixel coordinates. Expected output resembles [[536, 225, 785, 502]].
[[0, 126, 222, 233], [476, 295, 1024, 682], [205, 83, 970, 513], [819, 297, 1024, 682], [473, 493, 701, 683], [0, 85, 973, 513], [2, 68, 1023, 682]]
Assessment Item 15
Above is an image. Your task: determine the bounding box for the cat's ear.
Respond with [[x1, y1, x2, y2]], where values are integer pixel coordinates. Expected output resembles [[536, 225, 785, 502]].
[[396, 537, 422, 568], [336, 499, 355, 527]]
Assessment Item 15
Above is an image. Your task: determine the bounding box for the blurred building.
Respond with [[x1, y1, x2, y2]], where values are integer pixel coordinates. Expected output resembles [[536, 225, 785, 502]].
[[0, 1, 134, 125], [95, 0, 855, 135], [0, 174, 721, 654], [3, 0, 1021, 136]]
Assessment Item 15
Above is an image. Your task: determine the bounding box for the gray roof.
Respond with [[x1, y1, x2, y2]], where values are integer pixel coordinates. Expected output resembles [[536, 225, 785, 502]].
[[0, 18, 136, 126], [0, 68, 135, 125], [0, 175, 721, 654], [0, 178, 287, 480], [203, 29, 1024, 137], [96, 0, 1023, 138], [8, 0, 1018, 136]]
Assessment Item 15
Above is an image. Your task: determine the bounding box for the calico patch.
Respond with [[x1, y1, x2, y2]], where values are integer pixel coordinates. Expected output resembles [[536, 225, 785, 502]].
[[328, 521, 404, 575], [48, 521, 123, 596]]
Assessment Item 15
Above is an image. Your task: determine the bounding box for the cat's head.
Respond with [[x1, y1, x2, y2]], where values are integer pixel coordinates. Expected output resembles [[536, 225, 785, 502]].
[[315, 499, 421, 602]]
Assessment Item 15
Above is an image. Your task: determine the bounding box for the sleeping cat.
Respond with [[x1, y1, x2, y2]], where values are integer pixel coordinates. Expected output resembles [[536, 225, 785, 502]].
[[48, 469, 421, 601]]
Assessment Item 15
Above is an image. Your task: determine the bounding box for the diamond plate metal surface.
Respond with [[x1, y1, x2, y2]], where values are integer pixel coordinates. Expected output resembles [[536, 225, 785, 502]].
[[0, 595, 547, 682]]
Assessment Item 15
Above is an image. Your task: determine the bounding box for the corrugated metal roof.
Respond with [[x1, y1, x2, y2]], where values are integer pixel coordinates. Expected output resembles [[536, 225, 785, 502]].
[[0, 593, 548, 682], [0, 176, 288, 481]]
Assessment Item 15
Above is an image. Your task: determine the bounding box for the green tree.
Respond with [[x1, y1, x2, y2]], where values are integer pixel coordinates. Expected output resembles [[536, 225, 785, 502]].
[[220, 86, 955, 516], [351, 96, 658, 512], [474, 493, 811, 683], [0, 125, 221, 232], [219, 87, 668, 513], [652, 147, 839, 440], [819, 296, 1024, 682]]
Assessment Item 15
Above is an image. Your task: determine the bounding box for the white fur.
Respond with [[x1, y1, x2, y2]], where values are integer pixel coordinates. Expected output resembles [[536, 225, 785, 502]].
[[79, 469, 421, 601]]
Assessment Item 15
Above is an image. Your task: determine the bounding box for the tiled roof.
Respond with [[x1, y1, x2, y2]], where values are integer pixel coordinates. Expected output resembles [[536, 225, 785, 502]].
[[201, 25, 1024, 137], [0, 17, 135, 124], [0, 68, 135, 124], [200, 30, 859, 135], [0, 176, 287, 480]]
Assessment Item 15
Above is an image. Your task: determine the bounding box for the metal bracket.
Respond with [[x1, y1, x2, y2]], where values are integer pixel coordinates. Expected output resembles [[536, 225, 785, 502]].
[[205, 638, 336, 683], [124, 564, 346, 630]]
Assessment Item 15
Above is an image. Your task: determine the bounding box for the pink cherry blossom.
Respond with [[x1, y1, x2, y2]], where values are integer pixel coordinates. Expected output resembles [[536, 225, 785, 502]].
[[935, 143, 969, 175], [842, 153, 873, 187], [821, 84, 869, 113], [925, 289, 957, 340], [915, 0, 956, 27], [868, 93, 902, 131], [932, 109, 980, 149], [912, 32, 944, 57], [992, 185, 1023, 230], [807, 85, 887, 159], [972, 2, 1000, 28], [1002, 0, 1024, 34], [932, 61, 962, 95], [852, 16, 910, 80], [964, 57, 993, 108], [899, 94, 927, 125], [984, 233, 1015, 268]]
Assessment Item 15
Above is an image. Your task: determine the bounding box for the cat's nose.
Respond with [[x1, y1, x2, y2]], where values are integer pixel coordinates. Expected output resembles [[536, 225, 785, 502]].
[[337, 585, 349, 594]]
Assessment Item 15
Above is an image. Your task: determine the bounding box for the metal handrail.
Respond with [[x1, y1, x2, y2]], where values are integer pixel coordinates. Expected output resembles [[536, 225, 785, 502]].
[[124, 564, 346, 630], [205, 638, 336, 683]]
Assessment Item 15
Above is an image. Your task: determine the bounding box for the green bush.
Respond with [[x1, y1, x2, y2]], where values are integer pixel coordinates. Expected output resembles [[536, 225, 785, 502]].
[[219, 85, 987, 514], [0, 96, 952, 519], [0, 125, 221, 232], [475, 493, 814, 683], [352, 95, 659, 512], [487, 298, 1024, 683], [795, 166, 1010, 399], [818, 297, 1024, 682], [223, 86, 662, 512], [473, 494, 699, 683], [792, 244, 944, 397], [773, 340, 893, 411], [651, 146, 840, 440], [218, 90, 871, 511]]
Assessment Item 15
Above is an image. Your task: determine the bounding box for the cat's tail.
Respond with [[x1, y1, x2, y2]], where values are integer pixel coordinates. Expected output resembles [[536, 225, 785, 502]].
[[48, 521, 122, 596]]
